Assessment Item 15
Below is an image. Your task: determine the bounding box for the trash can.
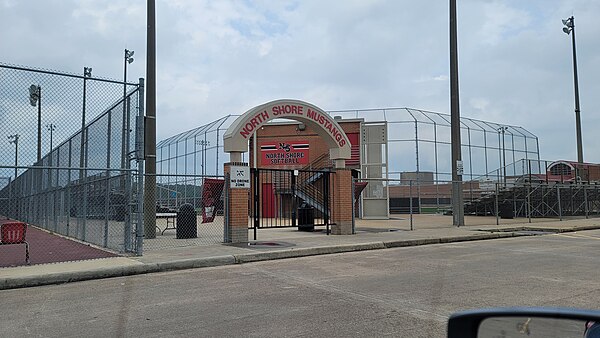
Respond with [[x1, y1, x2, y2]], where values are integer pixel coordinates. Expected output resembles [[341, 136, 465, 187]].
[[176, 203, 197, 239], [499, 201, 514, 219], [297, 204, 315, 232]]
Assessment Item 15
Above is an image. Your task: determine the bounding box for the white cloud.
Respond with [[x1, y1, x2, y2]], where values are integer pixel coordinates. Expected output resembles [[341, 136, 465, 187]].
[[1, 0, 599, 165]]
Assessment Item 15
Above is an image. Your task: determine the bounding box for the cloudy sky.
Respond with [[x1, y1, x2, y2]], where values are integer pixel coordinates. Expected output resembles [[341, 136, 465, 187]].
[[1, 0, 599, 164]]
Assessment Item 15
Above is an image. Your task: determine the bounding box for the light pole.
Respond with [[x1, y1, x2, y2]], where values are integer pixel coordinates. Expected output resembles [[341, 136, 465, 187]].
[[196, 140, 210, 177], [46, 123, 56, 165], [562, 16, 583, 164], [450, 0, 464, 226], [81, 67, 92, 178], [46, 123, 56, 153], [123, 49, 134, 171], [498, 126, 508, 184], [29, 85, 42, 162], [8, 134, 19, 179]]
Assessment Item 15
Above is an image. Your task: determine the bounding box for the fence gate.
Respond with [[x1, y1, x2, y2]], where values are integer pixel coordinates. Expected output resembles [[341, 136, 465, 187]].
[[250, 168, 331, 239]]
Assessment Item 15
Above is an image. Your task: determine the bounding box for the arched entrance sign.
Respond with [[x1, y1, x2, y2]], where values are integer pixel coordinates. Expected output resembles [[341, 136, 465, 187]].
[[223, 99, 351, 168]]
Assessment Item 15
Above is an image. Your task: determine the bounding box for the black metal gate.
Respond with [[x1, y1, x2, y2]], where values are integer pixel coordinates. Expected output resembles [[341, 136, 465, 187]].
[[250, 168, 331, 238]]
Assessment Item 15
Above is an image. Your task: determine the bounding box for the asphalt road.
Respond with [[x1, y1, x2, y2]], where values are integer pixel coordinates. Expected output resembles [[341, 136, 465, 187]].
[[2, 230, 600, 338]]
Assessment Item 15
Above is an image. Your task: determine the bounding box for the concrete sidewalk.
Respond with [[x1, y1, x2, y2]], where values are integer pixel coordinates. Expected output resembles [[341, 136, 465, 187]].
[[2, 217, 600, 290]]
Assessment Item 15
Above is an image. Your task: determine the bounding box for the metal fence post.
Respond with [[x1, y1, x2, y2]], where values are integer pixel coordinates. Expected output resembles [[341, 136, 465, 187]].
[[136, 164, 145, 256], [223, 172, 230, 243], [527, 182, 532, 223], [253, 169, 259, 240], [351, 178, 356, 234], [584, 184, 589, 219], [409, 180, 413, 230], [495, 182, 499, 225], [557, 185, 563, 221], [103, 177, 110, 248]]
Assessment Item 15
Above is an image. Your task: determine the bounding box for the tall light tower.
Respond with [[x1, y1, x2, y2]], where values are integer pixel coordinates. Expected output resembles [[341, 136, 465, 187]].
[[46, 123, 56, 165], [498, 126, 508, 184], [123, 49, 134, 170], [8, 134, 19, 179], [46, 123, 56, 153], [29, 84, 42, 162], [562, 16, 583, 164], [197, 140, 210, 176], [81, 67, 92, 179]]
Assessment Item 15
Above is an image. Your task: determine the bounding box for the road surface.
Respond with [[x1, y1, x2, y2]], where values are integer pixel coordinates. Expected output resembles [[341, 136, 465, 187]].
[[2, 230, 600, 337]]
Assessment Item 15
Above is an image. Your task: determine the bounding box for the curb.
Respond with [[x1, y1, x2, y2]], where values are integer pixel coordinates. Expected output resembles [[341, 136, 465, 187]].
[[477, 224, 600, 234], [0, 256, 236, 291], [0, 231, 541, 290]]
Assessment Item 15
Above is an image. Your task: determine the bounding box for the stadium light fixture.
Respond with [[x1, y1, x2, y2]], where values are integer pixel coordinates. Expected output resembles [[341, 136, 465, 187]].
[[28, 84, 42, 162], [562, 16, 583, 164], [122, 49, 135, 171]]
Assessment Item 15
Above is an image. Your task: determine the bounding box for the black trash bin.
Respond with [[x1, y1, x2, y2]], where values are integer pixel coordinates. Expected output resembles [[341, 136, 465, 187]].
[[176, 203, 197, 239], [499, 201, 514, 219], [297, 204, 315, 232]]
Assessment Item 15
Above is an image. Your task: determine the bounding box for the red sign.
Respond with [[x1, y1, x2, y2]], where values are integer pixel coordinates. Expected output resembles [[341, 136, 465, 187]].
[[261, 141, 309, 166]]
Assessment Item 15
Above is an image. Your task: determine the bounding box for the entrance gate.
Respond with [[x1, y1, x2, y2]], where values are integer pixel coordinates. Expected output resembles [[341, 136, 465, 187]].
[[250, 168, 332, 238]]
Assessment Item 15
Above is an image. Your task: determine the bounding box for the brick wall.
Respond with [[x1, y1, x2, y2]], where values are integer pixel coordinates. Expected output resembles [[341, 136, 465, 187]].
[[331, 168, 353, 235], [224, 163, 249, 243]]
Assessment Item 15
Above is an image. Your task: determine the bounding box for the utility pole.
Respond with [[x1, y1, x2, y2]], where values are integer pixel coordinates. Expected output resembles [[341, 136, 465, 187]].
[[144, 0, 158, 239], [450, 0, 464, 226]]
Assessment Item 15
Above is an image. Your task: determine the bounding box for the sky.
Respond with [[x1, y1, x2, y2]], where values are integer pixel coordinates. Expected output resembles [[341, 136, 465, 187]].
[[1, 0, 599, 164]]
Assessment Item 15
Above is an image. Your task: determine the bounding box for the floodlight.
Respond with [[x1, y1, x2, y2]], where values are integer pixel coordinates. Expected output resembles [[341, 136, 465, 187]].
[[129, 51, 134, 57], [29, 84, 39, 106], [563, 27, 571, 34], [84, 67, 92, 77], [128, 58, 134, 64], [562, 19, 569, 26]]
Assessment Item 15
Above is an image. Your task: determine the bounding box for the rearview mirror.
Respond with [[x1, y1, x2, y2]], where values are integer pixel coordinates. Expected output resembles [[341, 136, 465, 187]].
[[448, 308, 600, 338]]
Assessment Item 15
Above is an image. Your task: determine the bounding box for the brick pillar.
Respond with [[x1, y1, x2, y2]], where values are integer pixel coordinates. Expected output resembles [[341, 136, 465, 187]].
[[331, 168, 353, 235], [224, 163, 249, 243]]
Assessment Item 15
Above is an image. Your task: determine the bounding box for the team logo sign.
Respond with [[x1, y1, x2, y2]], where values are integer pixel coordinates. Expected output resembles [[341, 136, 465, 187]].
[[261, 141, 309, 165]]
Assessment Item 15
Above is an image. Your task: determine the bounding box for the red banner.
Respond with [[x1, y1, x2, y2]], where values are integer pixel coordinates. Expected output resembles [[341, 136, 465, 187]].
[[201, 178, 224, 223], [260, 141, 309, 166]]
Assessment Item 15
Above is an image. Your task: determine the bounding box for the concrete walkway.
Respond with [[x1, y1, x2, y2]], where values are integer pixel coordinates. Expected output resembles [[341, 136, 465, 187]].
[[2, 216, 600, 290]]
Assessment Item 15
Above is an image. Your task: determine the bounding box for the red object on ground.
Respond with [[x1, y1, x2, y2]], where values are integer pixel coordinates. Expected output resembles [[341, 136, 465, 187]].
[[1, 221, 27, 244], [0, 222, 118, 268]]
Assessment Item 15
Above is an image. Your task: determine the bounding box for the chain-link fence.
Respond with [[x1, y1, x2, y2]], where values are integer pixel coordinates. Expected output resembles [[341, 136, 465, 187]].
[[0, 63, 143, 267], [142, 174, 226, 250], [353, 160, 600, 231]]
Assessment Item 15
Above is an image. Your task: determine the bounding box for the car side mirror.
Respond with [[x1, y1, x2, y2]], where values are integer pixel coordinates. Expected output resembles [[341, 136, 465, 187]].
[[448, 307, 600, 338]]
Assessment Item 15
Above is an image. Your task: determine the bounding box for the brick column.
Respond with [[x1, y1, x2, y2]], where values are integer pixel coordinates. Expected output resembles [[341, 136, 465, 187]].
[[331, 168, 353, 235], [224, 163, 249, 243]]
